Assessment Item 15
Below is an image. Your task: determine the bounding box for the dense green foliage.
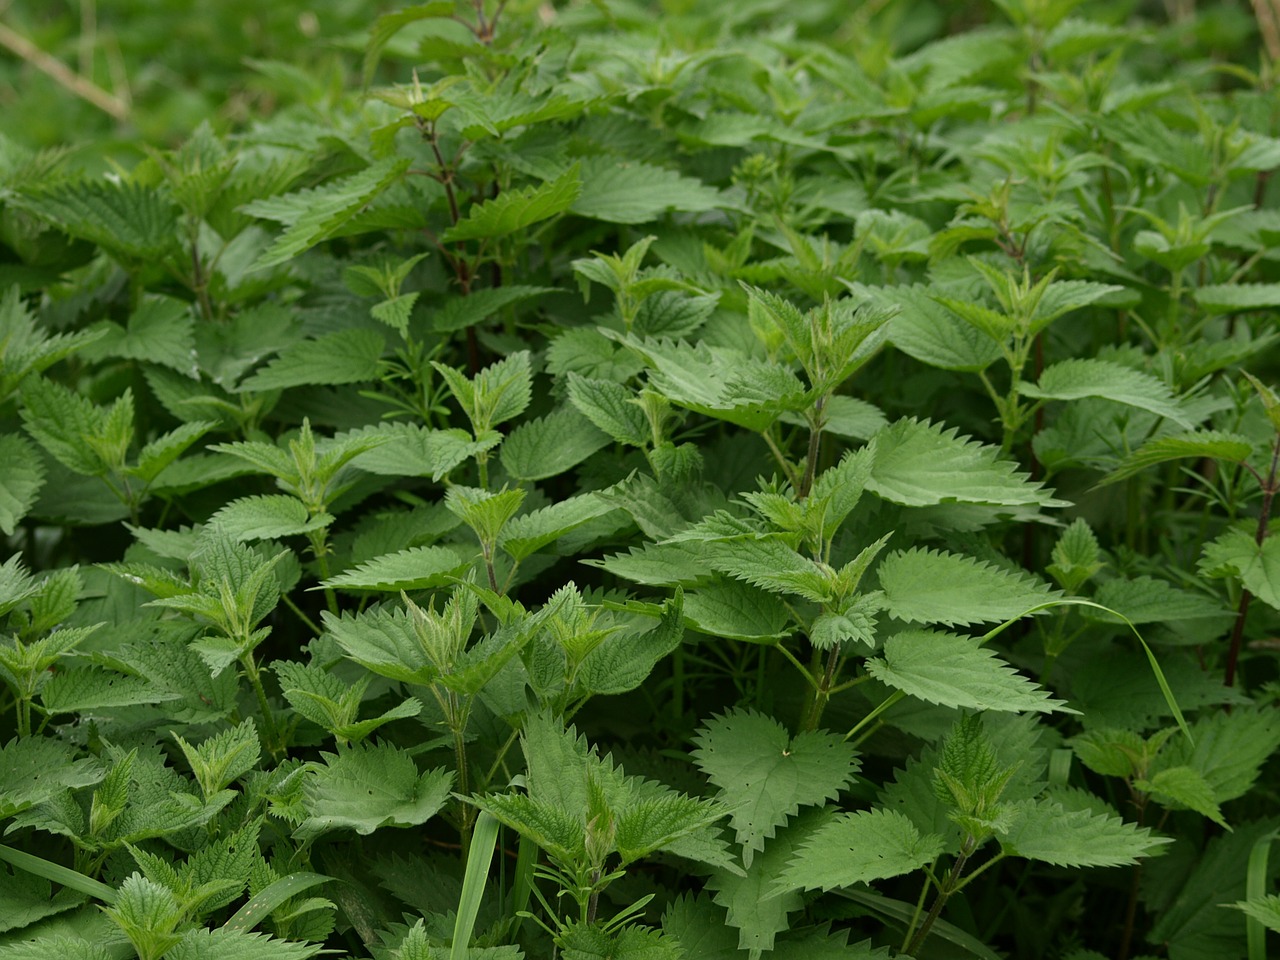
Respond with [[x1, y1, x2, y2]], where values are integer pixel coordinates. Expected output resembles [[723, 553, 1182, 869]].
[[1, 0, 1280, 957]]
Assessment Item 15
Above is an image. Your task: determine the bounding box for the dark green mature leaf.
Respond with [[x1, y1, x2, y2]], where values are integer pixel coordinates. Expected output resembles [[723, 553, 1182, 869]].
[[297, 742, 452, 839], [566, 374, 651, 447], [578, 590, 684, 696], [1194, 283, 1280, 312], [571, 157, 723, 224], [868, 418, 1068, 508], [1101, 432, 1254, 485], [85, 296, 198, 378], [442, 165, 581, 242], [879, 548, 1057, 626], [693, 709, 858, 868], [242, 158, 411, 268], [1152, 707, 1280, 805], [14, 179, 178, 261], [431, 284, 556, 332], [0, 434, 44, 535], [343, 423, 499, 480], [682, 580, 792, 641], [1200, 528, 1280, 611], [237, 329, 385, 391], [500, 494, 613, 561], [0, 862, 82, 933], [0, 936, 111, 960], [773, 808, 945, 894], [165, 928, 324, 960], [500, 408, 611, 481], [868, 630, 1068, 713], [0, 738, 104, 819], [321, 606, 436, 686]]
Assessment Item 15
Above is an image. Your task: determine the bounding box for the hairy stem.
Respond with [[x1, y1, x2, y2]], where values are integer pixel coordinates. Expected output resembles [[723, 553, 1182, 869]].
[[1225, 432, 1280, 687], [906, 836, 976, 955]]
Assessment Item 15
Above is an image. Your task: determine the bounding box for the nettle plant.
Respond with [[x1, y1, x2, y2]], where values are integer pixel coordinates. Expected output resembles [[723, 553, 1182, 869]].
[[1, 0, 1280, 958]]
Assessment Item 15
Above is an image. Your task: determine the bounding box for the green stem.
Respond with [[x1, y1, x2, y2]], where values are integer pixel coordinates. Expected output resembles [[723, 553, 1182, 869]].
[[844, 690, 904, 742], [801, 643, 841, 732], [241, 649, 282, 756], [281, 592, 321, 636], [906, 835, 977, 955], [798, 397, 826, 500]]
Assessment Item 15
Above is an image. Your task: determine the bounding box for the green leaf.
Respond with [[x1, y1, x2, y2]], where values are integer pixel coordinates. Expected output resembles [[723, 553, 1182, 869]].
[[700, 537, 832, 602], [571, 157, 723, 224], [1230, 894, 1280, 934], [0, 860, 83, 933], [773, 808, 945, 895], [297, 742, 453, 839], [1085, 576, 1230, 625], [40, 667, 179, 715], [1101, 431, 1255, 485], [173, 719, 261, 798], [682, 580, 792, 642], [321, 606, 437, 685], [1134, 766, 1226, 827], [321, 546, 470, 592], [500, 407, 611, 481], [0, 937, 110, 960], [0, 737, 104, 819], [20, 376, 112, 476], [15, 179, 178, 261], [871, 284, 1002, 372], [706, 809, 832, 959], [1152, 707, 1280, 805], [499, 493, 613, 561], [578, 590, 684, 696], [1194, 283, 1280, 313], [997, 798, 1169, 867], [1047, 517, 1103, 592], [693, 708, 859, 869], [342, 423, 499, 481], [585, 542, 711, 587], [208, 495, 333, 541], [432, 284, 556, 333], [1200, 528, 1280, 612], [237, 329, 385, 392], [85, 296, 198, 377], [565, 374, 651, 447], [868, 418, 1068, 508], [243, 158, 411, 269], [223, 872, 331, 933], [0, 434, 44, 535], [1021, 358, 1193, 427], [442, 165, 581, 242], [879, 547, 1058, 626], [129, 421, 216, 485], [165, 928, 324, 960], [868, 630, 1069, 713], [361, 2, 454, 86]]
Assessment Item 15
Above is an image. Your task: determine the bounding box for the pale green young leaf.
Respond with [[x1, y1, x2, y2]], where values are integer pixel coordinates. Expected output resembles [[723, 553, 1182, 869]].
[[1229, 894, 1280, 933], [471, 793, 584, 864], [810, 592, 882, 650], [692, 708, 859, 868], [446, 486, 526, 546], [879, 547, 1057, 626], [706, 809, 833, 959], [773, 808, 945, 895], [1069, 728, 1147, 779], [127, 421, 217, 485], [237, 329, 385, 392], [565, 373, 651, 447], [1030, 280, 1125, 329], [0, 937, 110, 960], [1047, 517, 1103, 592], [297, 742, 452, 839], [103, 873, 185, 959], [997, 799, 1169, 867], [173, 719, 261, 799], [441, 165, 581, 242], [0, 552, 41, 615], [500, 407, 611, 481], [208, 495, 333, 542], [578, 590, 685, 695], [931, 294, 1014, 343], [1134, 766, 1226, 827], [14, 179, 179, 261], [779, 394, 887, 440], [861, 283, 1002, 372], [0, 435, 45, 536], [433, 351, 532, 433], [1101, 431, 1254, 485], [361, 1, 454, 86], [243, 158, 411, 269], [499, 493, 613, 561], [868, 418, 1068, 507], [559, 922, 680, 960], [321, 546, 470, 592], [702, 537, 832, 602], [615, 792, 728, 864], [432, 284, 556, 332], [571, 157, 723, 224], [868, 630, 1069, 713], [1021, 358, 1193, 427]]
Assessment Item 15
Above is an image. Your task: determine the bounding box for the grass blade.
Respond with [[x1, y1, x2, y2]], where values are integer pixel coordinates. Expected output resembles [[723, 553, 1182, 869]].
[[452, 811, 500, 960], [222, 872, 331, 933], [0, 843, 118, 904]]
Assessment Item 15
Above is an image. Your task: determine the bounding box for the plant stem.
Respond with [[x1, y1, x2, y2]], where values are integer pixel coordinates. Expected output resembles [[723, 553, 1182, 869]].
[[241, 650, 282, 756], [798, 397, 826, 500], [1225, 431, 1280, 687], [906, 836, 976, 955], [801, 643, 841, 731]]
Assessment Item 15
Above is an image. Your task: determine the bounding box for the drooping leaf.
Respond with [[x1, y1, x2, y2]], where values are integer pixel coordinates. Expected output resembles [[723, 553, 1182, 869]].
[[773, 808, 945, 895], [1021, 358, 1193, 427], [997, 798, 1169, 867], [868, 418, 1068, 508], [693, 708, 859, 868], [208, 495, 333, 541], [879, 547, 1058, 626], [1101, 431, 1254, 485], [237, 329, 385, 392], [867, 630, 1069, 713], [297, 742, 453, 839]]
